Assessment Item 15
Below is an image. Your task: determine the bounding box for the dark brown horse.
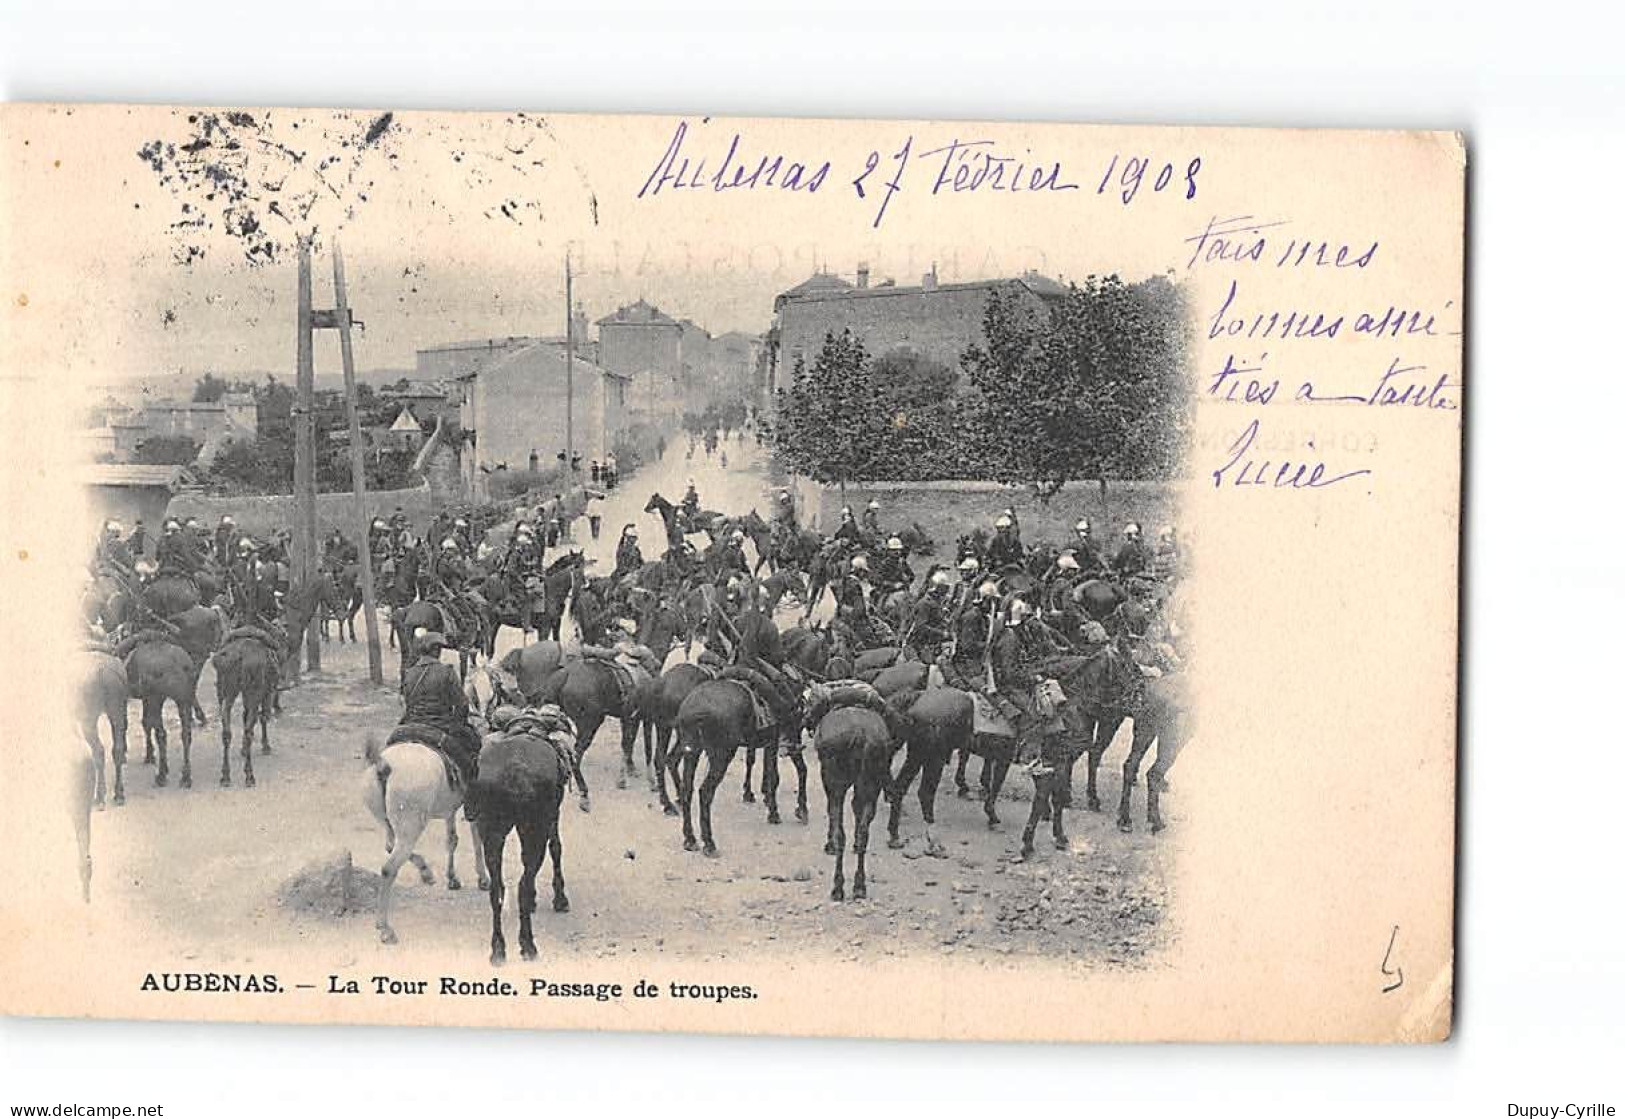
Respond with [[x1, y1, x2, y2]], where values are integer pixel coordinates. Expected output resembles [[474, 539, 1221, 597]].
[[815, 706, 897, 901], [212, 636, 277, 787], [879, 685, 974, 856], [172, 604, 224, 725], [672, 678, 777, 856], [76, 650, 130, 806], [643, 662, 713, 816], [1116, 674, 1185, 834], [536, 657, 655, 811], [124, 639, 197, 789], [468, 731, 570, 966]]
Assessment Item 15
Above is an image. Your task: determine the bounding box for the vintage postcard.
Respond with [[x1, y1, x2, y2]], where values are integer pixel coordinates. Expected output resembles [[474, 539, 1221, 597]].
[[0, 105, 1462, 1042]]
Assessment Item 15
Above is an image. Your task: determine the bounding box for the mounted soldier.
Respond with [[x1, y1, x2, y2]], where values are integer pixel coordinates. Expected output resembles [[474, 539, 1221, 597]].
[[680, 478, 701, 527], [859, 499, 882, 544], [213, 515, 240, 567], [832, 505, 863, 546], [873, 536, 915, 601], [1153, 525, 1181, 583], [939, 579, 1001, 693], [985, 513, 1025, 572], [1071, 518, 1109, 577], [94, 520, 133, 580], [503, 524, 546, 633], [155, 518, 205, 580], [714, 529, 750, 582], [1113, 522, 1154, 580], [613, 524, 644, 581], [322, 527, 358, 572], [771, 487, 798, 533], [988, 595, 1064, 771], [396, 630, 482, 814], [945, 555, 982, 621], [906, 568, 955, 661]]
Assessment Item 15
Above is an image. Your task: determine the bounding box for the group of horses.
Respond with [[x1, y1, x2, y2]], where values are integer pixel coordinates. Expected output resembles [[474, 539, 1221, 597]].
[[360, 502, 1189, 963]]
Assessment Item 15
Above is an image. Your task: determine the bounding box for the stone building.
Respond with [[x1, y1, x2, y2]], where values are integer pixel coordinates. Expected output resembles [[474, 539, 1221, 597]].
[[596, 299, 687, 420], [447, 338, 630, 499], [769, 264, 1067, 392]]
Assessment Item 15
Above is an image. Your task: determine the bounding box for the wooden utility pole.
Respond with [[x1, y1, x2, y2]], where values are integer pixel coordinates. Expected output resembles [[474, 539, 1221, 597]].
[[294, 240, 321, 673], [331, 241, 384, 684], [564, 251, 575, 476]]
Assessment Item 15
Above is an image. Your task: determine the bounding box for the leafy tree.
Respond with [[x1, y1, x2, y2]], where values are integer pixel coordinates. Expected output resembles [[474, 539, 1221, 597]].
[[132, 435, 200, 466], [769, 331, 883, 496], [192, 372, 229, 403], [961, 275, 1190, 501]]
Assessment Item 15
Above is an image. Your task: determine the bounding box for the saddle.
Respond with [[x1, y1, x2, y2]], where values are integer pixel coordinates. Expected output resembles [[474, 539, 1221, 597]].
[[580, 646, 653, 713], [223, 625, 284, 657], [386, 723, 469, 795], [969, 692, 1017, 739]]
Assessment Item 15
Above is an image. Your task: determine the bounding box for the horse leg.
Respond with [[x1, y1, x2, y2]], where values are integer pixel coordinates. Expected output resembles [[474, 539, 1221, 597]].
[[954, 746, 972, 798], [698, 747, 731, 857], [242, 695, 258, 788], [982, 739, 1009, 829], [1146, 724, 1182, 834], [482, 825, 509, 966], [655, 725, 679, 816], [679, 749, 701, 852], [853, 782, 879, 900], [827, 780, 848, 901], [762, 739, 782, 825], [918, 749, 948, 857], [83, 722, 106, 809], [146, 700, 168, 786], [788, 747, 809, 823], [1087, 713, 1124, 812], [643, 720, 658, 792], [516, 820, 545, 961], [219, 687, 236, 787], [444, 816, 462, 891], [143, 703, 157, 766], [547, 800, 569, 912], [1048, 740, 1069, 850], [740, 744, 756, 803], [887, 746, 924, 849], [107, 702, 128, 806], [573, 714, 598, 813], [616, 715, 637, 791], [178, 703, 194, 788], [377, 804, 428, 946]]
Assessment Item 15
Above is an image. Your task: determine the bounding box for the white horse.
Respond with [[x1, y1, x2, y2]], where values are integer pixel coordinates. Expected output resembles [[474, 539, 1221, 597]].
[[361, 734, 488, 945]]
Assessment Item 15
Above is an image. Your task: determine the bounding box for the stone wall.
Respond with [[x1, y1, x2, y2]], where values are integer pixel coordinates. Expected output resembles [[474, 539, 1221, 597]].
[[168, 482, 437, 539], [790, 477, 1185, 555]]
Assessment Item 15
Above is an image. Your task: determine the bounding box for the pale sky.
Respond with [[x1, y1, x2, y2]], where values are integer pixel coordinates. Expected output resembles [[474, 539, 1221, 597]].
[[4, 106, 1213, 384]]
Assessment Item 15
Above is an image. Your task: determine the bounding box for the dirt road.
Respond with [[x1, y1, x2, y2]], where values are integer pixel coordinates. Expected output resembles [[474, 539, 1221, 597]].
[[89, 436, 1176, 971]]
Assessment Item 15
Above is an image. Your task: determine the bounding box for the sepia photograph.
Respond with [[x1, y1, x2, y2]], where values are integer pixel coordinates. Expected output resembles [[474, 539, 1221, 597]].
[[3, 104, 1463, 1045]]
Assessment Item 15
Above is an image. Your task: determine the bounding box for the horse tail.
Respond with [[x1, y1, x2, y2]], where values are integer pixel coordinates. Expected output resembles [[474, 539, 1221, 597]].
[[364, 733, 391, 784]]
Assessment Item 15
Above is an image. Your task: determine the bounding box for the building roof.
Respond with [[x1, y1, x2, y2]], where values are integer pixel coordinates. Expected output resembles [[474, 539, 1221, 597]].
[[595, 299, 678, 328], [389, 407, 423, 433], [480, 340, 623, 384], [778, 269, 1068, 306], [78, 464, 190, 489], [382, 379, 451, 400]]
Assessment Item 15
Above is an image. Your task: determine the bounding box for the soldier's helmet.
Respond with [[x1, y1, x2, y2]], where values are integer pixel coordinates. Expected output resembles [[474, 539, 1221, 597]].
[[1007, 597, 1033, 624], [866, 499, 880, 510], [454, 517, 468, 529], [886, 536, 904, 552], [977, 580, 999, 599], [624, 524, 638, 538], [616, 617, 638, 636], [1074, 518, 1091, 534], [134, 558, 158, 580], [840, 506, 854, 520], [237, 537, 255, 554], [372, 518, 387, 531], [731, 529, 745, 542], [1158, 525, 1175, 541], [1057, 552, 1080, 571], [163, 519, 180, 534], [441, 538, 458, 551], [929, 569, 952, 588], [958, 556, 981, 573], [994, 515, 1013, 529], [1124, 522, 1142, 538], [221, 515, 235, 527], [103, 520, 122, 536], [850, 554, 869, 571]]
